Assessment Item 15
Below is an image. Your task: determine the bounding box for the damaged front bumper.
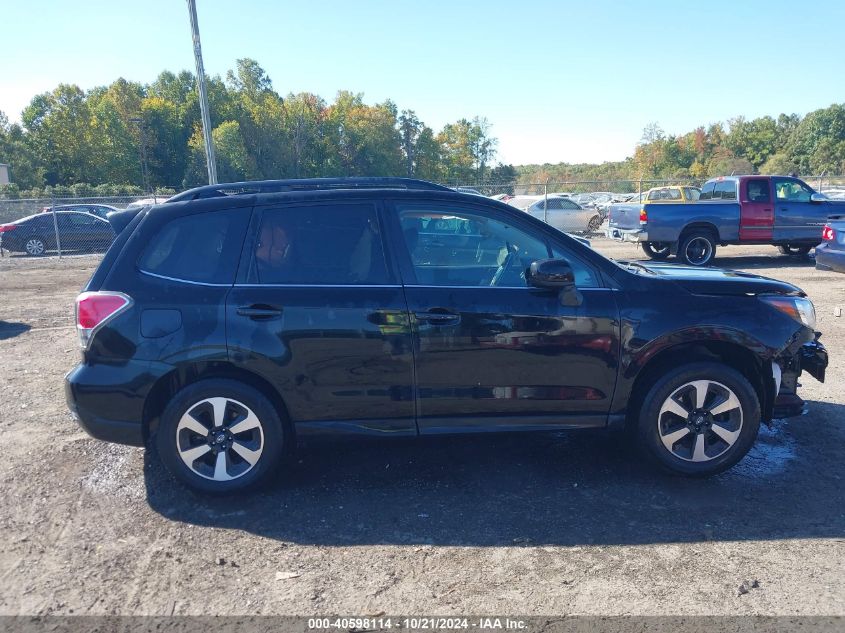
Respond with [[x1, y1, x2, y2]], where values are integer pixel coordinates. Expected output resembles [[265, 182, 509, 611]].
[[772, 337, 827, 419]]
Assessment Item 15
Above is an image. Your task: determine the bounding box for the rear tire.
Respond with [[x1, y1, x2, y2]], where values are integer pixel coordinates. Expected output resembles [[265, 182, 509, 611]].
[[778, 244, 811, 257], [155, 379, 288, 494], [637, 362, 760, 477], [641, 242, 671, 260], [678, 230, 717, 266]]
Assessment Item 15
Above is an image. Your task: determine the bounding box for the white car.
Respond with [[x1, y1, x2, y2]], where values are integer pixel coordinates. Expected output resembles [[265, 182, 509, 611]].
[[523, 195, 603, 232]]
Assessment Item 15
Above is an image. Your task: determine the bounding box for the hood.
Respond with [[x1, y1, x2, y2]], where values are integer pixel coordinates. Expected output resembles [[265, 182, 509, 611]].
[[625, 261, 803, 296]]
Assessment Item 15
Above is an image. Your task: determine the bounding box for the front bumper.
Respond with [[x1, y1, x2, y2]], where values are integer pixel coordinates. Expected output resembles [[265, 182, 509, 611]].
[[606, 226, 648, 243], [799, 338, 827, 383], [772, 339, 827, 419]]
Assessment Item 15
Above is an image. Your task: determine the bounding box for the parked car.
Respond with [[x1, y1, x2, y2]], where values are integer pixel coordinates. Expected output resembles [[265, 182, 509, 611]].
[[453, 186, 485, 196], [64, 177, 827, 493], [0, 211, 115, 256], [40, 203, 119, 219], [606, 175, 845, 265], [815, 216, 845, 273], [126, 197, 167, 209], [524, 195, 603, 232]]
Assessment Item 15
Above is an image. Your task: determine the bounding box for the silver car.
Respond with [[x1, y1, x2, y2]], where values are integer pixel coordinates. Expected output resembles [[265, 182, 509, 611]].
[[523, 195, 603, 232]]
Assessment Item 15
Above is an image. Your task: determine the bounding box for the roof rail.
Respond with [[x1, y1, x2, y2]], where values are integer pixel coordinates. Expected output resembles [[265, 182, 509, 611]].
[[167, 177, 452, 202]]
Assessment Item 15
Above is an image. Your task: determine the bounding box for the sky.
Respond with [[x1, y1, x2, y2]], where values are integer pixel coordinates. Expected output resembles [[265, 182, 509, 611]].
[[2, 0, 844, 166]]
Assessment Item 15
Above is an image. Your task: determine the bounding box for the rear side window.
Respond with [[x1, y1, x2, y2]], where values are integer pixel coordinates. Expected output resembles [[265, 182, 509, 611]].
[[138, 208, 250, 284], [746, 179, 770, 203], [699, 182, 715, 200], [251, 202, 389, 285], [685, 187, 701, 201]]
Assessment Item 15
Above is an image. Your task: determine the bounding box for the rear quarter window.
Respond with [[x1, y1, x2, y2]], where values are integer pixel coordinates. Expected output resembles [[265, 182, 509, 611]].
[[138, 208, 250, 284], [699, 183, 715, 200]]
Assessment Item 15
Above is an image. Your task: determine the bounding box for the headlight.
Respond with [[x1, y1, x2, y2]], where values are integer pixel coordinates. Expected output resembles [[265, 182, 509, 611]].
[[760, 296, 816, 329]]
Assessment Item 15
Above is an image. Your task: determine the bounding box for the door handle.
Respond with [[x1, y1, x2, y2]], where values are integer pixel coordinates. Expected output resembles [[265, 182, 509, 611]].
[[414, 310, 461, 325], [237, 304, 283, 320]]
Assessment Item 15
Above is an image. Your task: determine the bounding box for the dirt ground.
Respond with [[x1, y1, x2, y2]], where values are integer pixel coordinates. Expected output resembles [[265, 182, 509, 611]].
[[0, 239, 843, 617]]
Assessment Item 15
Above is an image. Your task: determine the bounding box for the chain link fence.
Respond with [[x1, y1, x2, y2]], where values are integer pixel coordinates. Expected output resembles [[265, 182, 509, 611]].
[[0, 195, 169, 258], [2, 176, 844, 259]]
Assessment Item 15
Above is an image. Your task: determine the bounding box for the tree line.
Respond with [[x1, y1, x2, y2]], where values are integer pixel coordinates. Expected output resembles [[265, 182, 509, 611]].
[[1, 56, 843, 197], [520, 104, 845, 185], [0, 58, 512, 197]]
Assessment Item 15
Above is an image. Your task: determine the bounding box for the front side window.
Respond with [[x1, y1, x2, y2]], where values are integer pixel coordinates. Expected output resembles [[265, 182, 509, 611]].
[[252, 203, 389, 285], [774, 178, 813, 202], [397, 206, 599, 288], [139, 208, 249, 284]]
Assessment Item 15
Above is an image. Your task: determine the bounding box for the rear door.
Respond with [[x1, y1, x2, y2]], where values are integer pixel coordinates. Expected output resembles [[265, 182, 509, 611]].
[[738, 177, 774, 241], [388, 199, 620, 433], [226, 199, 416, 436]]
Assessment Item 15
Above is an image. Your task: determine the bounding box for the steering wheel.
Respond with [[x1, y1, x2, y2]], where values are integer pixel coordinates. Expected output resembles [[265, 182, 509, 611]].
[[489, 245, 519, 287]]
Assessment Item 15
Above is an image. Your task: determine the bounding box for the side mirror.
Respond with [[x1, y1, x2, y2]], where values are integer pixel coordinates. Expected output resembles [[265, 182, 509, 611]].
[[527, 258, 575, 289], [810, 193, 827, 203]]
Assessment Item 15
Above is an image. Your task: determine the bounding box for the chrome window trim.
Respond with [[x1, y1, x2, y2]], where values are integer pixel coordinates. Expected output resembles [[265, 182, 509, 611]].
[[234, 283, 403, 289], [139, 269, 232, 287], [403, 284, 610, 291]]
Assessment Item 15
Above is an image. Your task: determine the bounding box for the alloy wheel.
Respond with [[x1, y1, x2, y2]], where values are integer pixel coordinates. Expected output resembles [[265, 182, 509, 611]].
[[657, 380, 743, 462], [683, 237, 713, 265], [176, 397, 265, 481], [25, 238, 45, 256]]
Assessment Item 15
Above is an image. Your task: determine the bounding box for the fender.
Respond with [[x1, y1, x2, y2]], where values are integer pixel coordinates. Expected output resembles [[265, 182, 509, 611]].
[[609, 323, 780, 417]]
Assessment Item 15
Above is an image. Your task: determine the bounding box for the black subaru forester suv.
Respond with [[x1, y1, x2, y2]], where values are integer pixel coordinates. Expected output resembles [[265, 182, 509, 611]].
[[66, 178, 828, 493]]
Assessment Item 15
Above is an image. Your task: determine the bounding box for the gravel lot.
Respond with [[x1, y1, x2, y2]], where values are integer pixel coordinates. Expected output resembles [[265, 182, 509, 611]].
[[1, 239, 843, 617]]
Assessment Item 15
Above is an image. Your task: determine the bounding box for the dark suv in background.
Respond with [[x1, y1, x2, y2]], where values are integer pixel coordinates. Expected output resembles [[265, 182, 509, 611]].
[[66, 178, 827, 493]]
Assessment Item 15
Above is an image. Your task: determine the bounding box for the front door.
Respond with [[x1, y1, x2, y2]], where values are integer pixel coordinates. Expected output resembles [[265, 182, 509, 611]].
[[226, 200, 416, 436], [388, 201, 620, 433], [739, 178, 774, 242], [772, 177, 827, 243]]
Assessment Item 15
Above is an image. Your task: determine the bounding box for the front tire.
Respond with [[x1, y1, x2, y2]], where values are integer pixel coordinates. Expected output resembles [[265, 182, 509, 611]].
[[678, 230, 717, 266], [636, 362, 760, 477], [155, 379, 287, 494], [641, 242, 671, 260]]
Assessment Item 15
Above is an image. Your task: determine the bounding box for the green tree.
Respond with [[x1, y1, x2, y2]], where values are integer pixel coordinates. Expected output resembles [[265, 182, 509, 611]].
[[398, 110, 422, 177]]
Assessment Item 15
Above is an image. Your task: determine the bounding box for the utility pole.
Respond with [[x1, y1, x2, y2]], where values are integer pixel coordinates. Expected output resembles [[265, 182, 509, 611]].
[[186, 0, 217, 184]]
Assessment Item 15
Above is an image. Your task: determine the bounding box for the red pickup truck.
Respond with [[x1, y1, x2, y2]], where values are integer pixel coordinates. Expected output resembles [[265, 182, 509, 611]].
[[607, 175, 845, 265]]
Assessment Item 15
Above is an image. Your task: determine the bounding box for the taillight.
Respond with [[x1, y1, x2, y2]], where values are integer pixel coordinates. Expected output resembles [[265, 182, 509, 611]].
[[0, 224, 17, 233], [75, 291, 132, 350], [822, 225, 835, 241], [639, 208, 648, 223]]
